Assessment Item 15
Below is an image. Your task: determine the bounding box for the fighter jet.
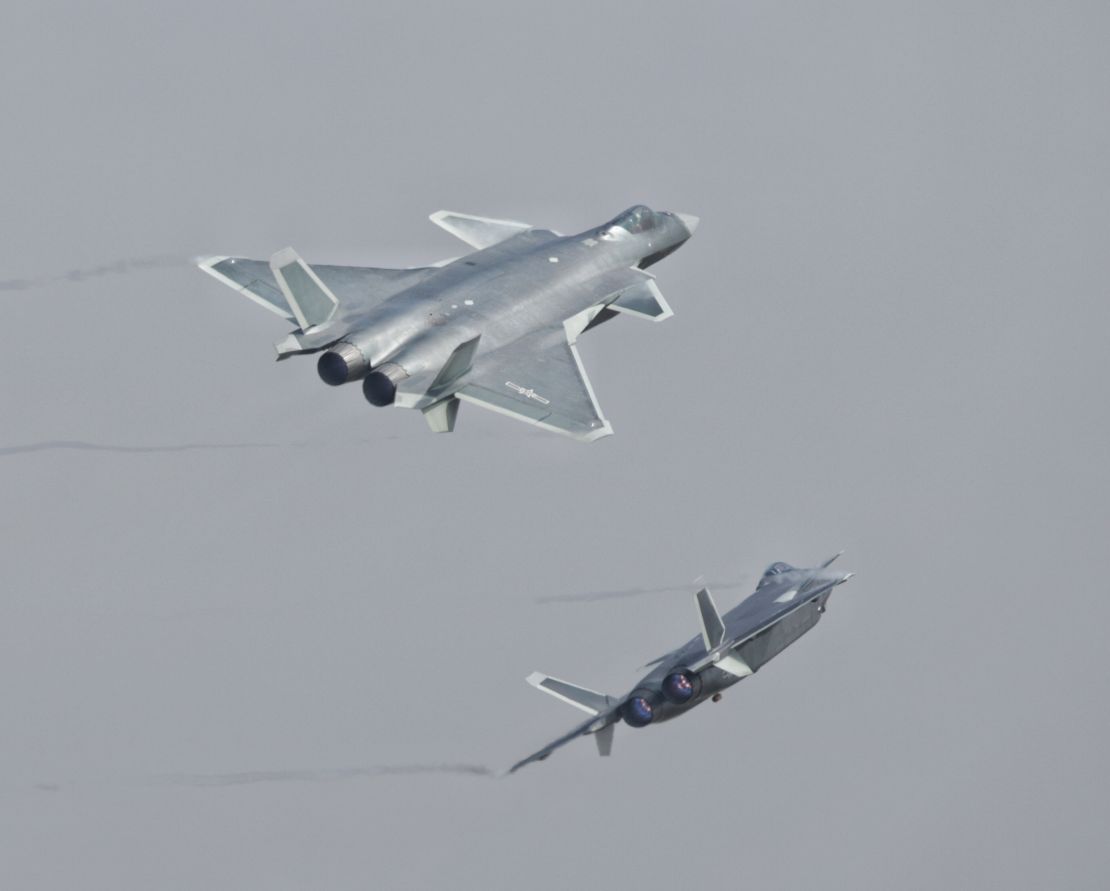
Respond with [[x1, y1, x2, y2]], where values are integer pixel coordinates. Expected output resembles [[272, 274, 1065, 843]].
[[510, 555, 853, 772], [197, 205, 698, 441]]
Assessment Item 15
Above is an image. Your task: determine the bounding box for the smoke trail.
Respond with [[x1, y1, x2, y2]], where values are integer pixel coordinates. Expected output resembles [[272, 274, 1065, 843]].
[[536, 579, 750, 605], [0, 440, 299, 457], [0, 254, 187, 291], [0, 436, 419, 457], [152, 763, 495, 787]]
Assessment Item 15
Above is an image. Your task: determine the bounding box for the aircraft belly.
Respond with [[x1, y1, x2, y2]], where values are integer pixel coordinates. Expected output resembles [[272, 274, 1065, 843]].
[[735, 602, 823, 672]]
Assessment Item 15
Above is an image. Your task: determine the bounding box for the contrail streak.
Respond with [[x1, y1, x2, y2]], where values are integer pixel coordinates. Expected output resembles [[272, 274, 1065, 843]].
[[0, 254, 187, 291], [151, 763, 495, 787], [7, 764, 496, 794], [536, 579, 751, 604], [0, 440, 295, 456]]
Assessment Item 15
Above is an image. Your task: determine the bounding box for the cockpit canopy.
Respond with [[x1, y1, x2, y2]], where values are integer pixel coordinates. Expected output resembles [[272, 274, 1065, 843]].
[[758, 562, 795, 587], [603, 205, 660, 234]]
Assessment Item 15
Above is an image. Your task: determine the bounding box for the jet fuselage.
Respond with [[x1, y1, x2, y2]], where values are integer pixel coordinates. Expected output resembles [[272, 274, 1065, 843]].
[[624, 566, 851, 726], [511, 560, 853, 772], [319, 207, 697, 404]]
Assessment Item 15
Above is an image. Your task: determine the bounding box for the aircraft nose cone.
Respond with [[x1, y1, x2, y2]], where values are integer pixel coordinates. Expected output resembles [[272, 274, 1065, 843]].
[[675, 213, 700, 235], [817, 569, 853, 588]]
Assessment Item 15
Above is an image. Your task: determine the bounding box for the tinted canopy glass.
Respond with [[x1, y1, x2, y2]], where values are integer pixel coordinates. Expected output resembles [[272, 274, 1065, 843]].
[[605, 205, 658, 234]]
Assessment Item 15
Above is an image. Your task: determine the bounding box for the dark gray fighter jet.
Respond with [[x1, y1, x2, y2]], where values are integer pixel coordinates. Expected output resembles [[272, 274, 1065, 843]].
[[510, 555, 853, 772], [198, 205, 697, 441]]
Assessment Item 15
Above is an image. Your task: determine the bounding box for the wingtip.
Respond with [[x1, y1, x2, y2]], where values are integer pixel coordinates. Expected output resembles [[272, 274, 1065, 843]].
[[194, 255, 228, 271], [581, 421, 614, 443], [525, 671, 547, 689]]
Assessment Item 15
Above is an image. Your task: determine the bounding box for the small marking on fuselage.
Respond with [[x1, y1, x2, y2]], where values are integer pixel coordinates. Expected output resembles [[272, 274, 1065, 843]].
[[464, 299, 474, 306], [774, 588, 798, 604], [582, 237, 598, 247], [548, 256, 559, 263], [505, 381, 550, 404]]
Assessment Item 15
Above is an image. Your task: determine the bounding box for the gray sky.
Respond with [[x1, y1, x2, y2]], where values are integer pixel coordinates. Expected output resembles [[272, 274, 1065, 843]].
[[2, 1, 1109, 888]]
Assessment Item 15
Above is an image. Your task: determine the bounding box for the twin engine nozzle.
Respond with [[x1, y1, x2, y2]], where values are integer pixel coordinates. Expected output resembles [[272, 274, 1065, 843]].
[[317, 342, 369, 387], [317, 344, 408, 407], [621, 670, 702, 728]]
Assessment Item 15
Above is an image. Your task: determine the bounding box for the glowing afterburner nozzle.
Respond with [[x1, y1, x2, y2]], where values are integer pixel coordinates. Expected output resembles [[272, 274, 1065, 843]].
[[621, 695, 655, 728]]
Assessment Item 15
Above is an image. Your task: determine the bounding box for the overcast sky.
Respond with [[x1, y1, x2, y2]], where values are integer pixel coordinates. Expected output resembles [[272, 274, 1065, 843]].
[[3, 2, 1109, 888]]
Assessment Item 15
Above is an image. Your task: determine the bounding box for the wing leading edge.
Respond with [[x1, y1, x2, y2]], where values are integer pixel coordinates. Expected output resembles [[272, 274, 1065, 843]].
[[509, 713, 606, 774]]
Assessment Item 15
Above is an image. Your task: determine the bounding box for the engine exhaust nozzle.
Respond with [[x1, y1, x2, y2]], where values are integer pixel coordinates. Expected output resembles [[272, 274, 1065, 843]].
[[621, 695, 655, 728], [362, 362, 409, 407], [317, 342, 370, 386]]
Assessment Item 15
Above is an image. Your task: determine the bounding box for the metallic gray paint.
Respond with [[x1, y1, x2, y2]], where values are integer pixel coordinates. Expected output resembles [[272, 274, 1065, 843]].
[[198, 206, 696, 441], [510, 558, 853, 772]]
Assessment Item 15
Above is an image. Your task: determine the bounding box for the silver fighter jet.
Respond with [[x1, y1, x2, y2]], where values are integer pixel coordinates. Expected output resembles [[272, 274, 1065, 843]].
[[197, 205, 698, 441], [510, 555, 853, 772]]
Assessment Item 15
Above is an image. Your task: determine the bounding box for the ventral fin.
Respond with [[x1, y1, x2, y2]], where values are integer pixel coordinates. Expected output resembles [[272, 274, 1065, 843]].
[[594, 723, 614, 757], [422, 397, 460, 433]]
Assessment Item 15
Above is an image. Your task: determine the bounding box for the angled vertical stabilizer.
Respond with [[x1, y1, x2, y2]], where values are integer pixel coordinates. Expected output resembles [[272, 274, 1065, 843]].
[[696, 588, 726, 651], [269, 247, 340, 331]]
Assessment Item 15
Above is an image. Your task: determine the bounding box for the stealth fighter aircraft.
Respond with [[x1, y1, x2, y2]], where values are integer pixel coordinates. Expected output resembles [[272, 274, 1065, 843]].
[[198, 205, 698, 441], [510, 555, 853, 772]]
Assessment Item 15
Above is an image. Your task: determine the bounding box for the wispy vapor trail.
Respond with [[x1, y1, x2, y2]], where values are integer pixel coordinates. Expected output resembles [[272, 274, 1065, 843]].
[[6, 764, 496, 794], [0, 440, 296, 457], [152, 764, 495, 787], [0, 436, 418, 457], [536, 579, 751, 604], [0, 254, 187, 292]]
